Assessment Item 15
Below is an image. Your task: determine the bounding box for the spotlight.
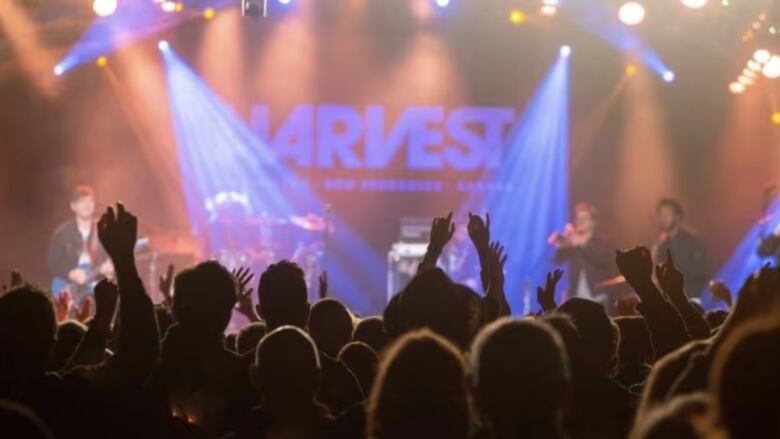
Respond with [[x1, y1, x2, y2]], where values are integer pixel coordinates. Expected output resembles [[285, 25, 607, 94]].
[[509, 9, 526, 25], [96, 56, 108, 67], [680, 0, 708, 9], [729, 82, 745, 94], [203, 7, 215, 19], [763, 56, 780, 79], [619, 2, 645, 26], [662, 71, 675, 82], [158, 40, 170, 51], [742, 68, 757, 78], [540, 5, 557, 15], [53, 65, 65, 76], [772, 112, 780, 125], [174, 2, 183, 11], [92, 0, 117, 17], [737, 75, 754, 85], [161, 1, 176, 12], [279, 0, 292, 4], [754, 49, 771, 64], [435, 0, 450, 8], [625, 64, 637, 76], [560, 45, 571, 57], [747, 60, 762, 72]]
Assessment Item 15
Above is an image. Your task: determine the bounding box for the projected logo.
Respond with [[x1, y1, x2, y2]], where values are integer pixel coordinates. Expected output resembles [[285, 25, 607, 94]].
[[250, 105, 516, 171]]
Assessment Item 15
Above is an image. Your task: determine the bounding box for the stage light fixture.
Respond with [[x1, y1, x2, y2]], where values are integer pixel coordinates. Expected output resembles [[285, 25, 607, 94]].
[[619, 2, 645, 26], [747, 60, 762, 72], [560, 45, 571, 57], [763, 56, 780, 78], [435, 0, 450, 8], [203, 7, 215, 19], [161, 1, 176, 12], [540, 5, 557, 15], [92, 0, 117, 17], [509, 9, 526, 25], [279, 0, 292, 4], [772, 112, 780, 125], [53, 65, 65, 76], [742, 68, 756, 78], [737, 75, 754, 85], [625, 64, 637, 76], [158, 40, 170, 51], [754, 49, 771, 64], [681, 0, 707, 9], [662, 71, 675, 82], [174, 2, 183, 11], [96, 56, 108, 67], [729, 82, 745, 94]]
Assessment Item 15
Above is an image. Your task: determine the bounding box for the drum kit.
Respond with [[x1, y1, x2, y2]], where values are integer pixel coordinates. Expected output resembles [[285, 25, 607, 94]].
[[135, 212, 332, 303]]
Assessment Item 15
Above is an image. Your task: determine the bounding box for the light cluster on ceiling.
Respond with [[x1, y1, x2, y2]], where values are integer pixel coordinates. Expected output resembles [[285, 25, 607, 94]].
[[729, 49, 780, 94]]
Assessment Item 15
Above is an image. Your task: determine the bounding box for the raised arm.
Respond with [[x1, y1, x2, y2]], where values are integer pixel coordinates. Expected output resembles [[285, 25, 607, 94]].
[[418, 212, 455, 273], [467, 212, 491, 291], [616, 247, 691, 358], [655, 249, 710, 340]]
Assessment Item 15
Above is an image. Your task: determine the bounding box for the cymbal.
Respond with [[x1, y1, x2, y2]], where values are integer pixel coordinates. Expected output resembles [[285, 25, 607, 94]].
[[289, 214, 329, 232]]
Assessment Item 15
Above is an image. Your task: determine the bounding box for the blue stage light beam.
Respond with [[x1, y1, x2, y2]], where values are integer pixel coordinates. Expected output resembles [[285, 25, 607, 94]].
[[710, 197, 780, 309], [569, 0, 674, 82], [54, 0, 235, 75], [160, 46, 385, 315], [460, 49, 571, 315]]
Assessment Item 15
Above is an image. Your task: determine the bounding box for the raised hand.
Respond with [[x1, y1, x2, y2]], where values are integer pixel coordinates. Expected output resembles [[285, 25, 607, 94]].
[[537, 269, 564, 312], [655, 249, 685, 301], [486, 241, 508, 303], [97, 202, 138, 267], [429, 212, 456, 252], [709, 279, 732, 308], [615, 247, 654, 291], [93, 279, 119, 328], [233, 266, 257, 321], [467, 212, 490, 251], [55, 289, 73, 321], [159, 263, 175, 307], [76, 295, 95, 323], [319, 271, 328, 299]]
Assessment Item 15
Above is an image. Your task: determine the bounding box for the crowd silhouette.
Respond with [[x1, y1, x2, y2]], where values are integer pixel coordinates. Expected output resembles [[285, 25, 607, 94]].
[[1, 202, 779, 439]]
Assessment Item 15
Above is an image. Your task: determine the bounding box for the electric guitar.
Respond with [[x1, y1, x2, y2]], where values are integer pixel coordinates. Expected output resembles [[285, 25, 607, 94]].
[[50, 237, 149, 300]]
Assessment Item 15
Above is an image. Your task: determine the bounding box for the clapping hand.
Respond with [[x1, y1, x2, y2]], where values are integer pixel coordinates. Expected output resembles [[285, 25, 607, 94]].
[[486, 241, 508, 304], [55, 289, 73, 321], [429, 212, 456, 252], [75, 295, 95, 323], [537, 269, 564, 312]]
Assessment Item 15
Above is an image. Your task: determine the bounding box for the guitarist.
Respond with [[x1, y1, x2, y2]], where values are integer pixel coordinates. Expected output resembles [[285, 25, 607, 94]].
[[47, 185, 114, 300]]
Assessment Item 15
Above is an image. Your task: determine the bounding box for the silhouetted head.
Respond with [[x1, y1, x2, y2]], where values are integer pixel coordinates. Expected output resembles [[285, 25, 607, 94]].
[[338, 341, 378, 396], [225, 332, 238, 352], [395, 268, 471, 349], [558, 298, 617, 375], [353, 316, 388, 353], [704, 310, 728, 330], [257, 260, 310, 330], [308, 298, 353, 357], [0, 399, 55, 439], [710, 317, 780, 439], [657, 198, 684, 232], [172, 261, 237, 336], [49, 320, 87, 371], [236, 322, 267, 356], [543, 313, 584, 381], [251, 326, 321, 407], [0, 286, 57, 376], [471, 318, 571, 438], [615, 316, 654, 366], [629, 393, 712, 439], [367, 329, 472, 439]]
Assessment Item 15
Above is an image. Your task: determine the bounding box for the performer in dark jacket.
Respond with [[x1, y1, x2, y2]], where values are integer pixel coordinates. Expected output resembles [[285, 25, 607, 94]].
[[552, 203, 615, 300], [652, 198, 710, 298], [47, 185, 112, 298]]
